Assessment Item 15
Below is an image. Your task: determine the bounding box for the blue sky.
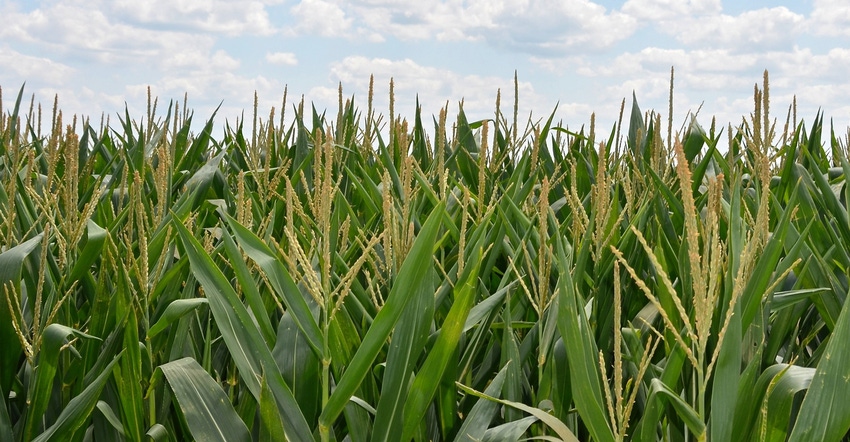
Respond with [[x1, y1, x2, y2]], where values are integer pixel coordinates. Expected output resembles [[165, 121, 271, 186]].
[[1, 0, 848, 141]]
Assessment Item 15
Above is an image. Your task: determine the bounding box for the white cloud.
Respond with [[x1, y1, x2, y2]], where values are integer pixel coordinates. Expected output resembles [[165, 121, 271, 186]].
[[288, 0, 637, 52], [266, 51, 298, 65], [808, 0, 850, 36], [0, 0, 285, 133], [112, 0, 277, 35], [621, 0, 721, 22], [672, 7, 804, 50], [289, 0, 353, 37], [0, 1, 219, 66], [307, 56, 589, 128], [622, 1, 804, 51], [0, 47, 75, 84]]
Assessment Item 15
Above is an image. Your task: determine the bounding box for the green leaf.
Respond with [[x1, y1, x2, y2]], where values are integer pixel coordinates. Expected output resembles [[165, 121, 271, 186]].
[[319, 202, 444, 432], [219, 223, 277, 345], [771, 288, 831, 311], [148, 298, 209, 338], [453, 364, 509, 442], [0, 383, 12, 442], [146, 423, 169, 441], [259, 370, 288, 442], [222, 212, 323, 356], [69, 219, 108, 282], [400, 248, 481, 440], [95, 401, 127, 437], [554, 236, 615, 442], [31, 353, 122, 442], [639, 379, 706, 441], [709, 178, 743, 442], [627, 92, 646, 162], [116, 307, 145, 441], [0, 234, 43, 394], [25, 324, 101, 440], [482, 416, 538, 442], [174, 217, 314, 442], [273, 307, 322, 425], [457, 381, 579, 442], [159, 357, 251, 442], [788, 283, 850, 441], [755, 364, 814, 442], [372, 264, 436, 442]]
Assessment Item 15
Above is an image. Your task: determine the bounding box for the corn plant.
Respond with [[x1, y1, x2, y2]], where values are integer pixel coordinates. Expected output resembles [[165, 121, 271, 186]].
[[1, 70, 850, 442]]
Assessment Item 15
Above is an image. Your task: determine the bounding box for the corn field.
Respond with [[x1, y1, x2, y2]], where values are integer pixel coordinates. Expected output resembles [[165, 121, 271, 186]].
[[1, 71, 850, 441]]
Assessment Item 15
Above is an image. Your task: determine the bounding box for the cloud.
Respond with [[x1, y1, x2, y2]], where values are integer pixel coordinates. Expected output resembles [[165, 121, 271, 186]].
[[622, 1, 804, 51], [0, 0, 289, 133], [287, 0, 638, 53], [306, 56, 591, 128], [672, 7, 804, 50], [289, 0, 353, 37], [0, 1, 220, 67], [540, 41, 850, 136], [0, 47, 75, 85], [808, 0, 850, 36], [266, 51, 298, 66], [112, 0, 278, 35], [621, 0, 721, 22]]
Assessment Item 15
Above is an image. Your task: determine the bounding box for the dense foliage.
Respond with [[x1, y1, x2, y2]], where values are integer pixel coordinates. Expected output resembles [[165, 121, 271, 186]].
[[1, 73, 850, 441]]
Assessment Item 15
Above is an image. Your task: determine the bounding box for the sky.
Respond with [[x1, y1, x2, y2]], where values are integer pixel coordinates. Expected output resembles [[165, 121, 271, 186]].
[[1, 0, 849, 144]]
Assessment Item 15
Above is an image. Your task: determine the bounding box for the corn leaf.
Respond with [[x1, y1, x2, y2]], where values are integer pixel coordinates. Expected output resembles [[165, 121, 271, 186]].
[[456, 381, 579, 442], [319, 202, 444, 431], [31, 353, 122, 442], [174, 217, 314, 441], [788, 283, 850, 441], [160, 357, 251, 442], [554, 235, 615, 442], [400, 248, 481, 440], [0, 234, 43, 394], [372, 264, 436, 442]]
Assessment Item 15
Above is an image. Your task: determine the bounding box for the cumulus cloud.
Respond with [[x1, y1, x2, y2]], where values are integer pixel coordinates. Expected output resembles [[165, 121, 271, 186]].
[[266, 51, 298, 65], [808, 0, 850, 36], [289, 0, 353, 38], [0, 47, 75, 85], [111, 0, 278, 35], [0, 0, 289, 132], [621, 0, 721, 22], [305, 56, 592, 128], [3, 0, 850, 144], [0, 1, 221, 66], [287, 0, 637, 53], [622, 1, 804, 51], [672, 7, 804, 50]]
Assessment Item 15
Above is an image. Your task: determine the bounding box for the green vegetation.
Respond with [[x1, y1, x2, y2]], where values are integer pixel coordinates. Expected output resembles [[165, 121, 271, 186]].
[[1, 71, 850, 441]]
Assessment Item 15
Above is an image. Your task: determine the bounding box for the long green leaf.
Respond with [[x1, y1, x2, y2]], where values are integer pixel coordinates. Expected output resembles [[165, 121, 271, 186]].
[[372, 264, 436, 442], [457, 381, 579, 442], [31, 353, 122, 442], [319, 202, 444, 432], [222, 212, 323, 356], [788, 283, 850, 441], [219, 223, 277, 345], [159, 357, 251, 442], [0, 234, 43, 394], [25, 324, 101, 440], [174, 217, 314, 441], [643, 379, 706, 440], [148, 298, 209, 338], [0, 382, 13, 441], [554, 235, 615, 442], [453, 364, 509, 442], [400, 248, 481, 441]]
